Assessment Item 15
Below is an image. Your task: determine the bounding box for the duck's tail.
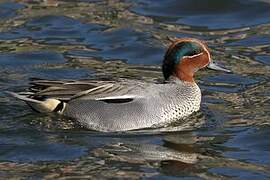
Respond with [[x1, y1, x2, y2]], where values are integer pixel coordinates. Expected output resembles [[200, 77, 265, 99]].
[[5, 91, 65, 114]]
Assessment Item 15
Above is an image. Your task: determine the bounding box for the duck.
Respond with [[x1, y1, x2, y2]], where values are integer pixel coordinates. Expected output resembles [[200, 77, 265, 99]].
[[7, 37, 230, 132]]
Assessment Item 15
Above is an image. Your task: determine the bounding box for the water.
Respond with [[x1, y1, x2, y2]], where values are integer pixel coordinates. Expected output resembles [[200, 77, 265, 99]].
[[0, 0, 270, 179]]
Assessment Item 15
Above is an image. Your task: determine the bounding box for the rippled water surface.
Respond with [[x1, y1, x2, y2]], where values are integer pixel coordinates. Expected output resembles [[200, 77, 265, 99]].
[[0, 0, 270, 179]]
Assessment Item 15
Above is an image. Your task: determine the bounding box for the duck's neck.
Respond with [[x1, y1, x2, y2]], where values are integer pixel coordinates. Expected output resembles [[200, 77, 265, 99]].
[[173, 64, 195, 83], [168, 73, 195, 84]]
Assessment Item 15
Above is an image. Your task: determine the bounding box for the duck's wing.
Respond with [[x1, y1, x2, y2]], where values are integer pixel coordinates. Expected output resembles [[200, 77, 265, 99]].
[[7, 78, 144, 113], [28, 78, 140, 101]]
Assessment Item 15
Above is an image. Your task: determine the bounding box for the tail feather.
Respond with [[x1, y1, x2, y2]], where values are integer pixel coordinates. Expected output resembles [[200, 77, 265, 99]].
[[6, 91, 41, 103], [6, 91, 63, 113]]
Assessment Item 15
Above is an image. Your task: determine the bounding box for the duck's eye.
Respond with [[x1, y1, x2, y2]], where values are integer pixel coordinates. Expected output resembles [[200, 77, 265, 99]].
[[166, 41, 203, 63], [184, 49, 202, 57]]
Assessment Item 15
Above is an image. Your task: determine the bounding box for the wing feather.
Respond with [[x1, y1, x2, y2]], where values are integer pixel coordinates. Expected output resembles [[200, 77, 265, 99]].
[[28, 78, 141, 101]]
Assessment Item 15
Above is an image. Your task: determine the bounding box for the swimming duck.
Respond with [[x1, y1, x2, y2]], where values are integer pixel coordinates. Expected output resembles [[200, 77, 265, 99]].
[[8, 38, 230, 132]]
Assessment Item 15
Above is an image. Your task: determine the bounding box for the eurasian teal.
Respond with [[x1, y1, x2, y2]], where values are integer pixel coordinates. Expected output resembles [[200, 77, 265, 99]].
[[8, 38, 230, 132]]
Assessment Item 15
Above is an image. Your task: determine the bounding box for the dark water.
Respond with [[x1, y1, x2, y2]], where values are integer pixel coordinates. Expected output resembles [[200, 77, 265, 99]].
[[0, 0, 270, 179]]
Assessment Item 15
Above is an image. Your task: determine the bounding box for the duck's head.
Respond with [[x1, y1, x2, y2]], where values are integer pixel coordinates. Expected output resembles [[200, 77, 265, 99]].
[[162, 38, 230, 82]]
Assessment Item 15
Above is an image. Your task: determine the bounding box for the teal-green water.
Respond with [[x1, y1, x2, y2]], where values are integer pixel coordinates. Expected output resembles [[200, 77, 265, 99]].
[[0, 0, 270, 179]]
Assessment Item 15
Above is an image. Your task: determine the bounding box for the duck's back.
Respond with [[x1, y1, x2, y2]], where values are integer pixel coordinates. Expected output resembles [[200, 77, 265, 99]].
[[63, 80, 201, 132]]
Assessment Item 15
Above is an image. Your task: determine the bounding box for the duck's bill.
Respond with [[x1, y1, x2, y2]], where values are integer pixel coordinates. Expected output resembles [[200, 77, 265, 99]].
[[207, 61, 231, 73]]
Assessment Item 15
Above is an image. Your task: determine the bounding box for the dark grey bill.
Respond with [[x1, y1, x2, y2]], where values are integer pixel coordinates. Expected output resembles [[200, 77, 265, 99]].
[[207, 61, 231, 73]]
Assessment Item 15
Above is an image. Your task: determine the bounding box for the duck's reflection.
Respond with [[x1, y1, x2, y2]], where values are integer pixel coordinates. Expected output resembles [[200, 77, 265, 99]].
[[90, 131, 270, 179]]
